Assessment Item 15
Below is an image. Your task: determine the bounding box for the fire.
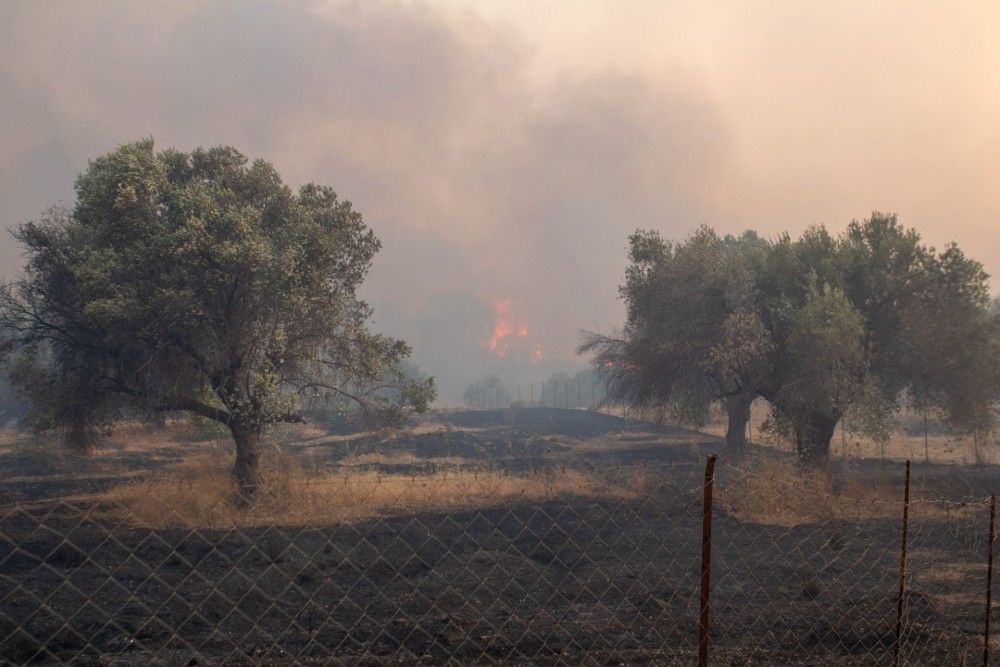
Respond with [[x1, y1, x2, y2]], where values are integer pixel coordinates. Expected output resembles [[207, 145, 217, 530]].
[[488, 297, 528, 357]]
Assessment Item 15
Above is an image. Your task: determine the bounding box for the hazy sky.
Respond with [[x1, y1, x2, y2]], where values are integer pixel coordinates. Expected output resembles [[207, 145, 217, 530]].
[[2, 1, 999, 398]]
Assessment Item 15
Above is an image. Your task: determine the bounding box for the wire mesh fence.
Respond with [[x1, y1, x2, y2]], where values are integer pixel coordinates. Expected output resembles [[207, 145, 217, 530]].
[[0, 409, 998, 665], [710, 458, 994, 665]]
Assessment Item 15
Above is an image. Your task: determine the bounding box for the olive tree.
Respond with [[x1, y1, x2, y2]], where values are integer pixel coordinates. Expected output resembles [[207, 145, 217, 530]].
[[589, 214, 999, 466], [1, 140, 434, 496], [581, 227, 767, 452], [752, 215, 999, 464]]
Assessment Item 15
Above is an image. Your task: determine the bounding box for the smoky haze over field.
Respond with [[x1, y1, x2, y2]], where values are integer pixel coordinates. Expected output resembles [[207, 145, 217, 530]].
[[2, 1, 999, 400]]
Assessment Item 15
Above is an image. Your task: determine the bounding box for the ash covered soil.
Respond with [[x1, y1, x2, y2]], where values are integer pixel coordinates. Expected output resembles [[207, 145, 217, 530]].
[[0, 408, 995, 665]]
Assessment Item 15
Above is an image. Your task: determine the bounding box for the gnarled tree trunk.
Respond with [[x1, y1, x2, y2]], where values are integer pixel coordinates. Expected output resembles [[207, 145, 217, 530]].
[[230, 421, 263, 501], [794, 414, 838, 468], [66, 412, 101, 453], [724, 393, 753, 453], [146, 411, 168, 429]]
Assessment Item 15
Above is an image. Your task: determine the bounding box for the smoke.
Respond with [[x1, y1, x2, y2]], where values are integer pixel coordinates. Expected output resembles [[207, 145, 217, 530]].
[[1, 1, 998, 400]]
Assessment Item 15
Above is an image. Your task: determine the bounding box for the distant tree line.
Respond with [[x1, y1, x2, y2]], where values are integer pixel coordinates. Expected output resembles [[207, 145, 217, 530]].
[[582, 213, 1000, 466], [536, 369, 605, 408], [462, 369, 607, 409], [463, 375, 510, 408]]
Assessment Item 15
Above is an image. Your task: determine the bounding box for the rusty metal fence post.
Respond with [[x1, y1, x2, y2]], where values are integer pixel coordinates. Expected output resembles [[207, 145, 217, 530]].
[[894, 460, 912, 666], [699, 454, 717, 667], [984, 493, 996, 667]]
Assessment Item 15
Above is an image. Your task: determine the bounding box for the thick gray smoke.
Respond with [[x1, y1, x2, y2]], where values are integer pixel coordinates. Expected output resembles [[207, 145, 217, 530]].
[[1, 1, 996, 400], [0, 0, 726, 400]]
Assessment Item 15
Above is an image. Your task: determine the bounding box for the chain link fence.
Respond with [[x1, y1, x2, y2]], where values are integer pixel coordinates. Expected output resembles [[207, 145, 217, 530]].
[[711, 458, 993, 665], [0, 409, 997, 665]]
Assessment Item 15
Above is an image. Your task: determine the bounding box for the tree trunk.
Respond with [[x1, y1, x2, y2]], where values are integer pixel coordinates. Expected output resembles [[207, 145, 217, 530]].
[[145, 410, 168, 430], [794, 414, 838, 468], [230, 422, 263, 501], [66, 414, 101, 453], [724, 393, 753, 453]]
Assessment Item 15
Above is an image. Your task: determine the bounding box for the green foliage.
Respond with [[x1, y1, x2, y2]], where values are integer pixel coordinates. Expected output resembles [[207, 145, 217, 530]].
[[1, 140, 435, 461], [590, 212, 1000, 464], [764, 215, 998, 451], [774, 284, 868, 430], [581, 226, 764, 427]]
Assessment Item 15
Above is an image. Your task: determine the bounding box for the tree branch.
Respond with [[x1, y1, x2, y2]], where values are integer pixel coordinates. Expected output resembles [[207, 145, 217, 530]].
[[154, 397, 231, 424]]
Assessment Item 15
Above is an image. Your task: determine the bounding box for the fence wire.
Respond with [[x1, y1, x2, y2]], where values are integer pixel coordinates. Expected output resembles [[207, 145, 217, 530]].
[[0, 415, 998, 665], [712, 458, 993, 665], [1, 469, 708, 663]]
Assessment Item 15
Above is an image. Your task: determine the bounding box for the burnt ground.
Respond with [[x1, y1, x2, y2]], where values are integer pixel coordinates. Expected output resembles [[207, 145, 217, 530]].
[[1, 407, 998, 665]]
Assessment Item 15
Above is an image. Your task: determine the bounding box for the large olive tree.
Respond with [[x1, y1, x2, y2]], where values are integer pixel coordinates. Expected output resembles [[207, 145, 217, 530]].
[[581, 226, 767, 452], [753, 214, 999, 464], [1, 140, 434, 496], [590, 214, 999, 466]]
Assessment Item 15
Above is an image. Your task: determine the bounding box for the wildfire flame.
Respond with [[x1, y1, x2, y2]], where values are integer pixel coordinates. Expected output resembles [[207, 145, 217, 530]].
[[488, 297, 528, 357]]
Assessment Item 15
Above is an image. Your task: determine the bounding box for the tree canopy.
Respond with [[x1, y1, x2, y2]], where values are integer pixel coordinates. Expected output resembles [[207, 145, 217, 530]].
[[756, 215, 999, 463], [1, 139, 434, 495], [585, 213, 1000, 465], [580, 226, 765, 450]]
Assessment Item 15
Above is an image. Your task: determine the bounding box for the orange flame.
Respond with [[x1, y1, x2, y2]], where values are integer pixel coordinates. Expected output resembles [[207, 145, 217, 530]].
[[488, 297, 528, 357]]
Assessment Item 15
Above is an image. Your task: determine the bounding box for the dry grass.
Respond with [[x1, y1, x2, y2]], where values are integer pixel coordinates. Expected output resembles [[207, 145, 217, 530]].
[[717, 455, 903, 526], [99, 445, 644, 529], [2, 419, 225, 458], [338, 451, 472, 467], [408, 420, 487, 436], [717, 454, 988, 527], [266, 421, 334, 445], [568, 430, 712, 454], [0, 428, 22, 452]]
